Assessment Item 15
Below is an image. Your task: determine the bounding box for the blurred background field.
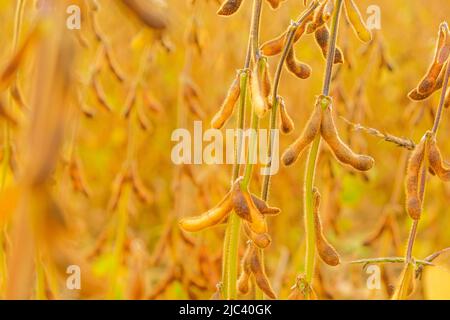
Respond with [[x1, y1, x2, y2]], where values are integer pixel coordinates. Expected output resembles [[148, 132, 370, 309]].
[[0, 0, 449, 300]]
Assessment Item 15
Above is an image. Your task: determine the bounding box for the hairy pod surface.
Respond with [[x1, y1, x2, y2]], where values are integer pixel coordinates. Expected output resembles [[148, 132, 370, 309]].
[[249, 248, 276, 299], [211, 73, 241, 129], [260, 18, 309, 56], [217, 0, 243, 16], [314, 26, 344, 64], [243, 222, 272, 248], [251, 194, 281, 215], [306, 0, 327, 34], [343, 0, 372, 43], [312, 188, 340, 266], [405, 137, 426, 220], [278, 97, 295, 134], [237, 244, 253, 294], [282, 101, 322, 166], [427, 137, 450, 181], [320, 101, 374, 171], [417, 23, 449, 95], [285, 48, 312, 79], [408, 62, 445, 100]]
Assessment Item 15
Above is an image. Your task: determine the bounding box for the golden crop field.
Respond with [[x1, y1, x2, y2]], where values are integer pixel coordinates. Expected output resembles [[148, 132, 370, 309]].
[[0, 0, 449, 301]]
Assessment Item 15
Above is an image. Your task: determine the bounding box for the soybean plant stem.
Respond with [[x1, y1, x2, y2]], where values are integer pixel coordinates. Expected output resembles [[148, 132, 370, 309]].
[[303, 0, 343, 292], [405, 60, 450, 263], [222, 0, 263, 300]]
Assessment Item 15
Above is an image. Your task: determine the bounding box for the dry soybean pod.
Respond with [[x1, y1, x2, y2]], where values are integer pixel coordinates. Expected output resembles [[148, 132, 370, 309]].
[[249, 247, 276, 299], [320, 101, 374, 171], [427, 136, 450, 181], [282, 100, 322, 166], [408, 62, 446, 100], [243, 221, 272, 248], [179, 191, 234, 232], [285, 47, 311, 79], [312, 188, 340, 266], [217, 0, 243, 16], [259, 15, 311, 56], [237, 243, 253, 294], [314, 25, 344, 64], [211, 72, 241, 129], [250, 193, 280, 215], [278, 96, 294, 134], [306, 0, 327, 34], [343, 0, 372, 43], [231, 179, 252, 222], [437, 22, 450, 64], [405, 136, 426, 220], [243, 190, 268, 234], [417, 23, 448, 95]]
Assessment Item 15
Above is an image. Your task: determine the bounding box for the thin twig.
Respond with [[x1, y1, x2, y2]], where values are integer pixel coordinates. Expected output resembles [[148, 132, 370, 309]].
[[340, 116, 416, 150]]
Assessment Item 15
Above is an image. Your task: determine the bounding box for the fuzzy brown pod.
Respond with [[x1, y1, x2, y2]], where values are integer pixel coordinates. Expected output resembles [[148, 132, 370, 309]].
[[250, 194, 281, 216], [306, 0, 327, 34], [282, 99, 322, 166], [120, 0, 168, 29], [320, 97, 374, 171], [217, 0, 243, 16], [278, 97, 295, 134], [232, 180, 268, 235], [427, 136, 450, 181], [405, 136, 426, 220], [249, 246, 276, 299], [237, 243, 253, 295], [343, 0, 372, 43], [416, 23, 449, 95], [437, 22, 450, 64], [260, 17, 310, 56], [408, 62, 446, 101], [314, 26, 344, 64], [243, 222, 272, 249], [312, 188, 340, 266], [211, 72, 241, 129], [285, 48, 312, 79]]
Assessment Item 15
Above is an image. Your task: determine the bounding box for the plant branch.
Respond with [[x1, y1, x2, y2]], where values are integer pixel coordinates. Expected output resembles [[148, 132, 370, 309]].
[[303, 0, 343, 296]]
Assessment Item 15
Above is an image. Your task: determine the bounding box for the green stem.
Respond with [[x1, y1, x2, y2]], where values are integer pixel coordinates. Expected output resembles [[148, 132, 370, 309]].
[[222, 71, 249, 299], [222, 0, 263, 300], [303, 0, 343, 295], [255, 5, 319, 299]]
